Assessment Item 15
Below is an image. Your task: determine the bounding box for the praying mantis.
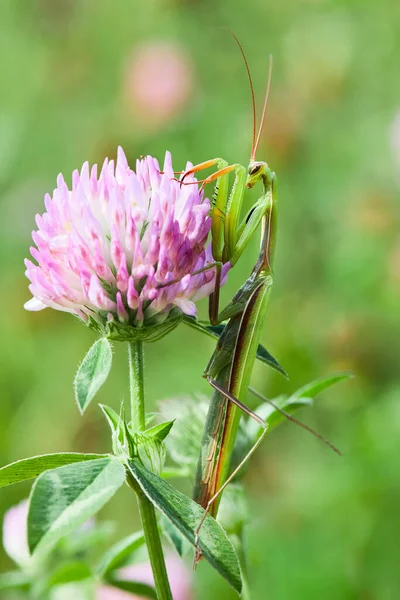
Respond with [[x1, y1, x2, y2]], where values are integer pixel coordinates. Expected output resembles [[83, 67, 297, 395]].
[[174, 34, 341, 554], [179, 37, 282, 527]]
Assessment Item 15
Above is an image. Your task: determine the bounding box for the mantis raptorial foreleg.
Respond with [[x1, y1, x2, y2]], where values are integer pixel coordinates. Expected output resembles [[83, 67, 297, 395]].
[[176, 158, 276, 325], [157, 261, 223, 289], [161, 153, 276, 331]]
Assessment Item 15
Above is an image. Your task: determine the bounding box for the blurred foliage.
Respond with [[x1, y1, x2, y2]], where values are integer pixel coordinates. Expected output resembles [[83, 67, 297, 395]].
[[0, 0, 399, 598]]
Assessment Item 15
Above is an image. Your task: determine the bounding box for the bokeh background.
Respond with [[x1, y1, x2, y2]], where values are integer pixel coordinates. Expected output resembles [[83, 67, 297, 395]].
[[1, 0, 400, 598]]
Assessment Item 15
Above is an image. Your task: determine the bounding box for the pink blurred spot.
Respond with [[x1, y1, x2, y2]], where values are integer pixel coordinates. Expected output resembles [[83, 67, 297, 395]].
[[2, 500, 29, 566], [97, 553, 192, 600], [124, 42, 194, 127]]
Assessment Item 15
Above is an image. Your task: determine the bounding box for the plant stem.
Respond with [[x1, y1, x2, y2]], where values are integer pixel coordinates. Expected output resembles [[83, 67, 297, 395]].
[[241, 575, 252, 600], [127, 340, 172, 600], [128, 340, 145, 430], [128, 475, 173, 600], [232, 532, 252, 600]]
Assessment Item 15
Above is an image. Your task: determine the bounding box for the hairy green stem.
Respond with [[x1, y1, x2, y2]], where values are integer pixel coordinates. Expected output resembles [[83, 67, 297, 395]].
[[127, 475, 173, 600], [128, 340, 145, 430], [241, 572, 252, 600], [232, 532, 251, 600], [128, 340, 172, 600], [238, 533, 251, 600]]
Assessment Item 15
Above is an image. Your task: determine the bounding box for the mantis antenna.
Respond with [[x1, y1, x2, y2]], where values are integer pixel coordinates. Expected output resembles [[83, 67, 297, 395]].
[[227, 29, 273, 161], [226, 29, 257, 160], [253, 54, 273, 161]]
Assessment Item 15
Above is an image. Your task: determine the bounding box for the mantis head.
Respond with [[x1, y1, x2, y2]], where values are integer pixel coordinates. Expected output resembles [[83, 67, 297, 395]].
[[246, 161, 270, 189]]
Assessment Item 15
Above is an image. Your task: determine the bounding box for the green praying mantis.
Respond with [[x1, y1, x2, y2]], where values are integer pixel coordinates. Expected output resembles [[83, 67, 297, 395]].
[[171, 34, 342, 557], [159, 34, 343, 569]]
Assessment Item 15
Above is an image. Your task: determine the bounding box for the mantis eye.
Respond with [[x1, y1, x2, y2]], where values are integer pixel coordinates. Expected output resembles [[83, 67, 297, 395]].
[[249, 164, 261, 176]]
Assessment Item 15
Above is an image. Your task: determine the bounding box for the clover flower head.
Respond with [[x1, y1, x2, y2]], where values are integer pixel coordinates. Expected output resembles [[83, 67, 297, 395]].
[[25, 148, 229, 339]]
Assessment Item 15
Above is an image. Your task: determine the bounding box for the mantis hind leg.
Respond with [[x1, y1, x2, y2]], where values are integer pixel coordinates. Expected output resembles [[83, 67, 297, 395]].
[[193, 376, 341, 564], [193, 376, 268, 565]]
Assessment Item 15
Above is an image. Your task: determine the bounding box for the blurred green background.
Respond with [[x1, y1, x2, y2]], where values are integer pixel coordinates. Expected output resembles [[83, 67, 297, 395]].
[[1, 0, 400, 598]]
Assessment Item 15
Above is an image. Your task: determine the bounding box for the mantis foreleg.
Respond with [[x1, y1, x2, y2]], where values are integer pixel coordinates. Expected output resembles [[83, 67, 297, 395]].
[[178, 158, 273, 325]]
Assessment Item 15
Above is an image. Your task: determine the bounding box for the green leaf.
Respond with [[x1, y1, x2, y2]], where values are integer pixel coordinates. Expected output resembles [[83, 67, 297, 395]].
[[48, 562, 92, 587], [159, 397, 208, 469], [33, 560, 93, 599], [99, 404, 122, 434], [290, 372, 353, 401], [0, 571, 30, 591], [28, 457, 125, 555], [99, 404, 126, 456], [97, 531, 146, 576], [0, 453, 107, 488], [161, 516, 192, 558], [160, 467, 190, 479], [74, 338, 112, 413], [106, 577, 157, 599], [145, 420, 175, 441], [62, 520, 115, 555], [49, 580, 94, 600], [205, 323, 225, 337], [217, 484, 249, 536], [183, 316, 287, 377], [254, 343, 288, 378], [127, 459, 242, 594]]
